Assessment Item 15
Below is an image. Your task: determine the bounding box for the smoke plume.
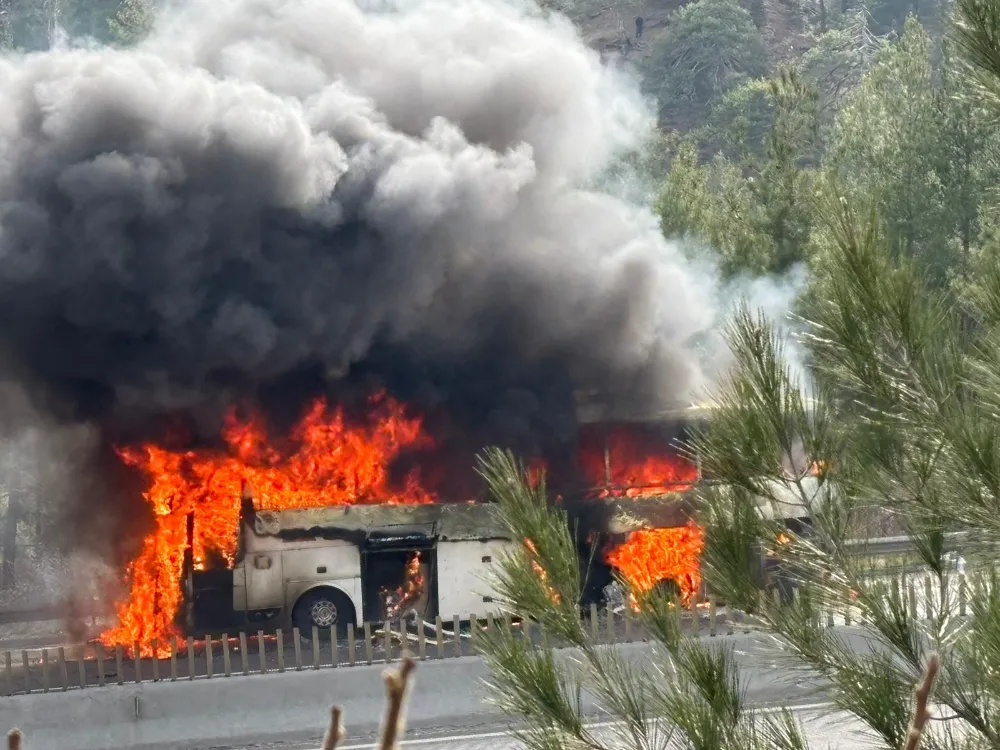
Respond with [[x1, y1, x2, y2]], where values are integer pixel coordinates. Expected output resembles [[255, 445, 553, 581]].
[[0, 0, 741, 568]]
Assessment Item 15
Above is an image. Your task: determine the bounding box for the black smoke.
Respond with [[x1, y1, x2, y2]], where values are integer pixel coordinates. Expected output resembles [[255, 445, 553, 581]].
[[0, 0, 721, 558]]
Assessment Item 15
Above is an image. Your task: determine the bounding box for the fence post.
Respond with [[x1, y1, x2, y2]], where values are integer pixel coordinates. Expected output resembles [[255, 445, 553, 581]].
[[348, 623, 356, 666], [187, 637, 195, 681], [959, 575, 968, 617], [453, 615, 461, 658], [151, 640, 160, 682], [58, 647, 68, 691], [276, 629, 285, 673], [96, 643, 106, 687], [41, 649, 49, 693], [435, 616, 443, 658], [709, 600, 717, 636], [606, 602, 615, 643], [384, 621, 393, 664], [133, 642, 142, 684], [418, 619, 426, 660], [206, 636, 214, 679], [76, 645, 86, 689], [469, 613, 477, 655], [3, 652, 10, 696], [239, 632, 249, 676], [292, 628, 302, 671], [312, 627, 320, 669], [924, 577, 934, 621], [115, 645, 124, 685], [21, 651, 29, 694], [257, 631, 267, 675], [523, 618, 531, 647], [364, 622, 373, 665], [590, 602, 598, 641], [170, 637, 178, 681], [222, 634, 232, 677]]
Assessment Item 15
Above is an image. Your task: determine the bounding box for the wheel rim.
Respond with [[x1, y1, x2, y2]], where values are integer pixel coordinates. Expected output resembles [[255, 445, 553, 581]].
[[310, 599, 338, 627]]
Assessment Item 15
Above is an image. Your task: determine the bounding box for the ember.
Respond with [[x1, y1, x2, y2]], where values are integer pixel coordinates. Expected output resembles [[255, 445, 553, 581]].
[[385, 552, 426, 621], [524, 538, 561, 604], [605, 521, 705, 605], [102, 391, 434, 653]]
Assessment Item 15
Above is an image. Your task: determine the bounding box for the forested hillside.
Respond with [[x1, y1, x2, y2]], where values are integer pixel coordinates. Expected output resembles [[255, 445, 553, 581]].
[[2, 0, 997, 296]]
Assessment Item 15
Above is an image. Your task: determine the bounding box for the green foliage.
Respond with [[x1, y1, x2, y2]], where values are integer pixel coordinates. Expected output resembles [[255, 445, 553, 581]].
[[107, 0, 152, 45], [656, 71, 819, 277], [474, 447, 812, 750], [644, 0, 769, 124]]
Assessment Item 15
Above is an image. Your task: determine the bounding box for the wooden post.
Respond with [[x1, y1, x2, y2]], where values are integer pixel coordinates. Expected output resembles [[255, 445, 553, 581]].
[[187, 636, 195, 680], [3, 651, 14, 695], [276, 629, 285, 673], [239, 632, 249, 676], [170, 637, 178, 681], [624, 609, 632, 642], [184, 512, 195, 635], [77, 645, 86, 689], [364, 622, 373, 665], [418, 620, 426, 661], [384, 621, 392, 664], [58, 647, 68, 691], [590, 602, 598, 641], [257, 631, 267, 675], [960, 575, 968, 617], [328, 626, 337, 668], [133, 642, 142, 684], [523, 618, 532, 647], [151, 640, 160, 682], [115, 645, 124, 685], [348, 623, 356, 666], [206, 636, 214, 678], [41, 649, 49, 693], [709, 600, 717, 636], [21, 651, 29, 694], [453, 614, 461, 658], [222, 634, 231, 677], [469, 613, 477, 655], [292, 628, 302, 671], [924, 577, 934, 621], [96, 643, 106, 686], [312, 627, 320, 670], [435, 616, 443, 658]]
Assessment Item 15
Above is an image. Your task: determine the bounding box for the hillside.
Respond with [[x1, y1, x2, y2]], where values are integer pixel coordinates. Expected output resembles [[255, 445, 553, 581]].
[[554, 0, 814, 70]]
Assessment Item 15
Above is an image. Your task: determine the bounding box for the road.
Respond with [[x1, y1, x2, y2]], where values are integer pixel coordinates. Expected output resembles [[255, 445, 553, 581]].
[[167, 630, 884, 750], [231, 706, 871, 750]]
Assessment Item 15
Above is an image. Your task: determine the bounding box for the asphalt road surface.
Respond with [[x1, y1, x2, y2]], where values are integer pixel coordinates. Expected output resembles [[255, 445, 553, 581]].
[[180, 630, 886, 750]]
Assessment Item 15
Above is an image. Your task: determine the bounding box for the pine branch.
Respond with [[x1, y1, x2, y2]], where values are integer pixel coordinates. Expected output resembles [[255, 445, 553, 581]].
[[6, 730, 20, 750], [379, 657, 416, 750], [902, 655, 939, 750], [321, 706, 344, 750]]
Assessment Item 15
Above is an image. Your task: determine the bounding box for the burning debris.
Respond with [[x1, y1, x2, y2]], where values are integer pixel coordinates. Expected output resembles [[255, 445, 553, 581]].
[[384, 552, 426, 621]]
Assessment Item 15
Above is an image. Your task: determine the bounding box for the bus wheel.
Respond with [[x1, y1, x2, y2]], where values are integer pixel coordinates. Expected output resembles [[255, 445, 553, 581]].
[[293, 587, 355, 639]]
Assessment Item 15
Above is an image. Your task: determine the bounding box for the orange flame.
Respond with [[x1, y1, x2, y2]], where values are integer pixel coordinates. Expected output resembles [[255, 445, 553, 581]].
[[605, 521, 705, 606], [103, 391, 434, 653], [579, 426, 698, 498], [524, 538, 561, 604], [385, 552, 426, 620]]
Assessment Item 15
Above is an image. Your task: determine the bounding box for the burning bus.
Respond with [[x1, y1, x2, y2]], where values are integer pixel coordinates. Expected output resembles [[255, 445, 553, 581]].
[[101, 394, 818, 649]]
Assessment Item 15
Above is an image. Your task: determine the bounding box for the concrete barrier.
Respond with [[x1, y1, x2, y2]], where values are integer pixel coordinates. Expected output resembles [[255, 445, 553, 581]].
[[0, 653, 497, 750]]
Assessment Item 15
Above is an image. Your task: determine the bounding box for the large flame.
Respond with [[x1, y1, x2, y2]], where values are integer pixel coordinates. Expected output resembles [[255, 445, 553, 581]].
[[605, 521, 705, 605], [102, 391, 434, 651], [579, 425, 698, 498]]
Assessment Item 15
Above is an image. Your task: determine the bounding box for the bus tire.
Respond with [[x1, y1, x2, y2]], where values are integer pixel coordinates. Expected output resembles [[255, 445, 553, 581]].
[[292, 587, 355, 639]]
